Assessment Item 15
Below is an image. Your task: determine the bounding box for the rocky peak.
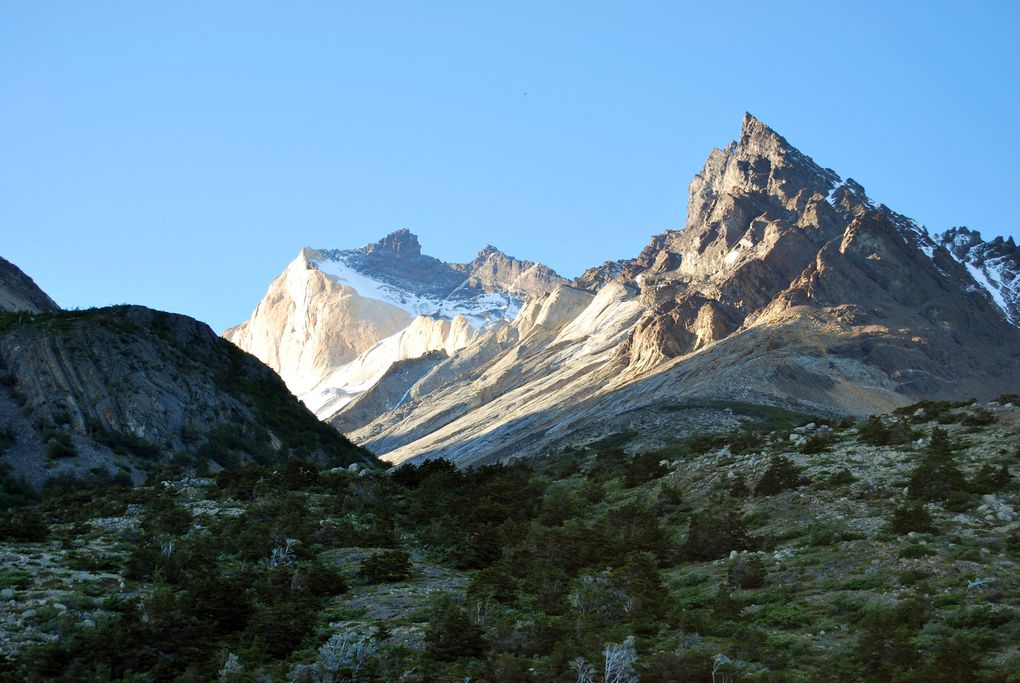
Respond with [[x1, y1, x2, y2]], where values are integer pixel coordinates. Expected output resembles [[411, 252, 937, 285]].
[[935, 226, 1020, 326], [365, 228, 422, 258], [941, 227, 989, 260], [0, 256, 59, 314]]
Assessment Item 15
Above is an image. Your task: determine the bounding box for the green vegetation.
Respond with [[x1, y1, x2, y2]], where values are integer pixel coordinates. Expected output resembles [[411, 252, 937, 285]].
[[359, 549, 412, 583], [0, 399, 1017, 682]]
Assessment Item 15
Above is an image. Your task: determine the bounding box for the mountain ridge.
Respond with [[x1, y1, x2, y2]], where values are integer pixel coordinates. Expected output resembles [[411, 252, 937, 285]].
[[225, 113, 1020, 467]]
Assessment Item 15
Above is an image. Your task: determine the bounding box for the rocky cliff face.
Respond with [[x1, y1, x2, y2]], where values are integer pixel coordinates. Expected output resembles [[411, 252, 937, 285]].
[[0, 304, 372, 488], [225, 233, 566, 418], [0, 257, 59, 314], [936, 226, 1020, 325], [342, 114, 1020, 466]]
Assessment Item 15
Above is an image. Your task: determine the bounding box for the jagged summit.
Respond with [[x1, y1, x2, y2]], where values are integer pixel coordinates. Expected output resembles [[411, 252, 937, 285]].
[[936, 226, 1020, 325], [351, 113, 1020, 466], [226, 231, 565, 418], [365, 228, 422, 257]]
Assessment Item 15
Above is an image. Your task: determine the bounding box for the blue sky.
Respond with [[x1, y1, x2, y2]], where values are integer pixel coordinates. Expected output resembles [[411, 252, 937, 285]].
[[2, 1, 1018, 332]]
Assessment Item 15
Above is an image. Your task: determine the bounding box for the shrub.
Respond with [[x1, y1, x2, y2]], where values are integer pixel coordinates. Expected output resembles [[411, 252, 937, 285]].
[[0, 426, 15, 453], [424, 593, 486, 661], [0, 509, 49, 542], [961, 407, 995, 426], [799, 433, 833, 454], [727, 553, 767, 589], [899, 543, 936, 558], [358, 549, 412, 583], [755, 456, 807, 496], [624, 450, 668, 487], [823, 467, 856, 488], [889, 502, 937, 535], [46, 432, 77, 459], [727, 474, 750, 498], [683, 499, 752, 561], [971, 462, 1012, 493], [857, 417, 917, 446], [907, 428, 967, 502]]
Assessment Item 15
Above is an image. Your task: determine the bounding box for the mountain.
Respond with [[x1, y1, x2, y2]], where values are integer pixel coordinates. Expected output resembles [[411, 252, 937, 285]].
[[224, 230, 567, 418], [227, 114, 1020, 468], [0, 257, 59, 314], [0, 300, 373, 490], [936, 226, 1020, 325], [343, 114, 1020, 466]]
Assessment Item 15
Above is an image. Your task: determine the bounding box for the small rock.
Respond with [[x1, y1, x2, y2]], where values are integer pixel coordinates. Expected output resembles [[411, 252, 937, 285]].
[[0, 588, 14, 600], [729, 550, 738, 560]]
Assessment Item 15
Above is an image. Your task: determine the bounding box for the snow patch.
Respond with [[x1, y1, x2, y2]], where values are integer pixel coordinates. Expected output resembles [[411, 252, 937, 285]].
[[313, 257, 519, 328]]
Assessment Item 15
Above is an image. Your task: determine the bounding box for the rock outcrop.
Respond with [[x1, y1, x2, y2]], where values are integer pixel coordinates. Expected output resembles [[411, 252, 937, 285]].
[[937, 226, 1020, 325], [0, 257, 59, 314]]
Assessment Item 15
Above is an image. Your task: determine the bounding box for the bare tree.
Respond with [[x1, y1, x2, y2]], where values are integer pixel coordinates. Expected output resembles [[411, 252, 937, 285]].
[[317, 631, 376, 681], [604, 635, 639, 683], [570, 656, 596, 683], [268, 537, 299, 568], [712, 653, 733, 683]]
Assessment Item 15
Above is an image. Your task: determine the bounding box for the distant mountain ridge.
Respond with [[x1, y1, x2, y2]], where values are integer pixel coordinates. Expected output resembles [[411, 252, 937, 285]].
[[228, 113, 1020, 467]]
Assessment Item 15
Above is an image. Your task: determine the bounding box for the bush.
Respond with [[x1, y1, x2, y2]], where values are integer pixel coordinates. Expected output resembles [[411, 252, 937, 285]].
[[358, 549, 412, 583], [755, 456, 806, 496], [728, 553, 767, 589], [857, 417, 917, 446], [0, 509, 49, 542], [683, 498, 752, 561], [971, 462, 1012, 493], [889, 502, 937, 535], [899, 543, 936, 558], [961, 407, 995, 426], [907, 428, 967, 502], [799, 433, 833, 454], [425, 593, 486, 661], [823, 467, 856, 488], [46, 432, 77, 459], [0, 426, 15, 453]]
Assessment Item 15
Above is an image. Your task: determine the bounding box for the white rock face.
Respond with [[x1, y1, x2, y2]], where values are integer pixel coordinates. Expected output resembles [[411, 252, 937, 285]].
[[223, 249, 412, 398], [307, 314, 475, 418], [225, 234, 565, 420]]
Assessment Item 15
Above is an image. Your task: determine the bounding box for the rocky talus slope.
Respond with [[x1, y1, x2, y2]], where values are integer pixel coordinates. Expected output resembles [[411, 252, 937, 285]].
[[0, 258, 58, 315], [0, 305, 372, 489], [342, 114, 1020, 466]]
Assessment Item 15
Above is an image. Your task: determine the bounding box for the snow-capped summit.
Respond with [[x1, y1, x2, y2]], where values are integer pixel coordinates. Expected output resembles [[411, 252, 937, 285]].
[[224, 232, 565, 417], [937, 227, 1020, 325]]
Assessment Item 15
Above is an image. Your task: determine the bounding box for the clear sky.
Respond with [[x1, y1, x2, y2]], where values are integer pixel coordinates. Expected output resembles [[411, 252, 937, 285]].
[[2, 1, 1018, 333]]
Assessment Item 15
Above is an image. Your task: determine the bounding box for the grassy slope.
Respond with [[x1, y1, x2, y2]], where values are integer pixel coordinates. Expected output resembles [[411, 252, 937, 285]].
[[0, 399, 1018, 682]]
